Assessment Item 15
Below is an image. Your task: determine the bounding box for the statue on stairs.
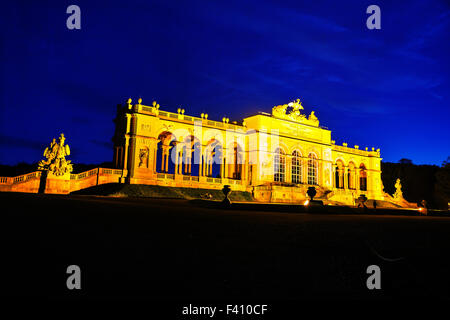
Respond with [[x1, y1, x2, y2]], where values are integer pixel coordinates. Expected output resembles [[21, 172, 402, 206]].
[[38, 133, 73, 176], [393, 178, 403, 201]]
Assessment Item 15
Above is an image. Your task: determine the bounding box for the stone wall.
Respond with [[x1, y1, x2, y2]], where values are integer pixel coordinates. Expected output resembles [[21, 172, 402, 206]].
[[0, 168, 125, 194]]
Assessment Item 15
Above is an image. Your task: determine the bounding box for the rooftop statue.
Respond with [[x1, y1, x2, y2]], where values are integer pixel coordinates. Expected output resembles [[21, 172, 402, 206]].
[[38, 133, 73, 176], [271, 98, 319, 126], [308, 111, 318, 121]]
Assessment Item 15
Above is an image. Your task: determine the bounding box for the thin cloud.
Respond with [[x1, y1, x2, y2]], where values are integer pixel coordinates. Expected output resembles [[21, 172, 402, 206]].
[[392, 9, 449, 62], [90, 139, 113, 150], [325, 75, 346, 84], [375, 76, 441, 92], [0, 134, 43, 151], [278, 9, 349, 33]]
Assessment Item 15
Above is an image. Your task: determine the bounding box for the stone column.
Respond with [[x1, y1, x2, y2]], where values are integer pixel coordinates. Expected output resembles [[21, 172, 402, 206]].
[[356, 168, 360, 191], [343, 167, 348, 189], [220, 151, 226, 179], [352, 169, 356, 189], [153, 141, 158, 173], [243, 159, 248, 183], [128, 114, 138, 180], [332, 165, 336, 188], [244, 148, 250, 183], [188, 155, 192, 174], [128, 136, 137, 179], [123, 136, 130, 172], [224, 149, 228, 179], [164, 145, 171, 173], [178, 151, 182, 175], [199, 146, 203, 176], [174, 145, 179, 175], [209, 157, 212, 176], [161, 146, 166, 172], [200, 154, 204, 176]]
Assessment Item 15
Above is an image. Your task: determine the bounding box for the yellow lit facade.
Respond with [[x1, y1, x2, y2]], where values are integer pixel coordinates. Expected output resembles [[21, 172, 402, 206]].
[[112, 98, 384, 205]]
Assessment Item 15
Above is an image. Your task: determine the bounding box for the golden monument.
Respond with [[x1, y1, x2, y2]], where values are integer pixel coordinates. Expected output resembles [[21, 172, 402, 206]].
[[393, 178, 403, 201], [271, 99, 319, 126], [38, 133, 73, 176]]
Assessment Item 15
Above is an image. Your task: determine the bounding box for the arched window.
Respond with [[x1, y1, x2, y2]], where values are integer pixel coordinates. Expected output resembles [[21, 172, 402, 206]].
[[335, 160, 344, 188], [274, 148, 286, 182], [157, 132, 176, 173], [307, 153, 318, 185], [180, 136, 201, 176], [291, 150, 302, 184], [181, 144, 191, 175], [359, 164, 367, 191], [205, 142, 222, 177]]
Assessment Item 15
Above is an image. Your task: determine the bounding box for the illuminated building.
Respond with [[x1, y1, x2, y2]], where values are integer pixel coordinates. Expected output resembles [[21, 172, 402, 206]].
[[112, 98, 384, 204]]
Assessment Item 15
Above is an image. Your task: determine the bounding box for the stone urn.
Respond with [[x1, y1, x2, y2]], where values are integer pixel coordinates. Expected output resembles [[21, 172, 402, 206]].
[[222, 185, 232, 206], [307, 187, 317, 201]]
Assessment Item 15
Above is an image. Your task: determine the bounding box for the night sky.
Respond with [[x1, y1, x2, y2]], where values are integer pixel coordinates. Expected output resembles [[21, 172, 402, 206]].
[[1, 0, 449, 166]]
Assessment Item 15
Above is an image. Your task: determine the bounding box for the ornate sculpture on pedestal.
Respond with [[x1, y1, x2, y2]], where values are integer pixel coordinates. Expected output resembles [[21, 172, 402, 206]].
[[138, 148, 149, 168], [271, 98, 319, 126], [38, 133, 73, 176], [393, 178, 403, 201]]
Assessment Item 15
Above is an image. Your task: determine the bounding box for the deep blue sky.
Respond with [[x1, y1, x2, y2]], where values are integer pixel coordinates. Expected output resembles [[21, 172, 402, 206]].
[[1, 0, 449, 166]]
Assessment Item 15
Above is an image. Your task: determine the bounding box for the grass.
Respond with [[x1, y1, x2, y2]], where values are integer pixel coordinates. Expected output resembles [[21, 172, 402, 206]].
[[71, 183, 254, 202]]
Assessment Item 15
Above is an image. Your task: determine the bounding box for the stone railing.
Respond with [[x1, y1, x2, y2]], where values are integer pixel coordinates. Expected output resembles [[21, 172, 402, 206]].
[[206, 177, 223, 184], [332, 144, 379, 157], [0, 168, 123, 185], [0, 167, 125, 194], [70, 168, 124, 180], [136, 104, 245, 132], [0, 171, 42, 193], [157, 173, 175, 180], [71, 168, 98, 180], [5, 171, 42, 184], [156, 173, 243, 186], [0, 167, 123, 185], [183, 175, 200, 182], [331, 187, 366, 196], [100, 168, 123, 175]]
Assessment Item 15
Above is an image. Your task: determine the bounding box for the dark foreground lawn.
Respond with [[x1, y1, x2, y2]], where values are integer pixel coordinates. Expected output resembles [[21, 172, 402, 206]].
[[2, 192, 450, 302]]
